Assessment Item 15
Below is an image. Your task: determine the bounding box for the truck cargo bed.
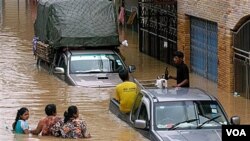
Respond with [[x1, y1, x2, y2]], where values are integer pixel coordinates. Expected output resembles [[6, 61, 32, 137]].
[[34, 41, 54, 63]]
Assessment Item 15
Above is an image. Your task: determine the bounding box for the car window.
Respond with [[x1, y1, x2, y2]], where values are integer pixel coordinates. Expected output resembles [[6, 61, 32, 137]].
[[131, 92, 143, 122], [194, 101, 228, 125], [155, 102, 187, 129], [154, 100, 229, 130], [70, 54, 125, 73], [58, 55, 67, 72], [138, 103, 148, 121]]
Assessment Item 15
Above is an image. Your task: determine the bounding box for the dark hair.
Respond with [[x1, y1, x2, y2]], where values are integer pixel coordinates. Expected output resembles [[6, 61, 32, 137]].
[[12, 107, 29, 130], [174, 51, 184, 58], [45, 104, 56, 116], [64, 105, 78, 123], [119, 69, 129, 81]]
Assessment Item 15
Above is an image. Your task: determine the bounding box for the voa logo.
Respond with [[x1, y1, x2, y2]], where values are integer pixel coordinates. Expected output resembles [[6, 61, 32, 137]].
[[226, 129, 246, 136]]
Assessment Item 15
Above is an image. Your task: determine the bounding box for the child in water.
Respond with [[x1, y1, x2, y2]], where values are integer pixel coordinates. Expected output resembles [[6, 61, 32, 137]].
[[12, 107, 30, 134]]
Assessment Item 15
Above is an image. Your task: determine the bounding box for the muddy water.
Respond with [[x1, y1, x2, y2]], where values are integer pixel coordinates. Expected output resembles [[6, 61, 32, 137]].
[[0, 1, 250, 141], [0, 1, 148, 140]]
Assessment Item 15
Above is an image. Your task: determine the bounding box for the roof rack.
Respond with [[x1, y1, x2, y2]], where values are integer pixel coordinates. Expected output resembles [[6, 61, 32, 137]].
[[134, 78, 167, 89]]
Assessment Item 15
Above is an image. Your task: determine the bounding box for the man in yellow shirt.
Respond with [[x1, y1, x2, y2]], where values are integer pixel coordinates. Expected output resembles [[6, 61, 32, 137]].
[[114, 69, 138, 114]]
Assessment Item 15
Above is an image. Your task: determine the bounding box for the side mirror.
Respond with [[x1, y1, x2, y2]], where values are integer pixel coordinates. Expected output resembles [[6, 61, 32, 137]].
[[128, 65, 136, 73], [54, 67, 65, 74], [134, 119, 146, 129], [230, 116, 240, 125]]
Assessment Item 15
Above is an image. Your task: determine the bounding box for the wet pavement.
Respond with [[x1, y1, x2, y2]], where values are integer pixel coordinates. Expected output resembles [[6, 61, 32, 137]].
[[0, 0, 249, 141]]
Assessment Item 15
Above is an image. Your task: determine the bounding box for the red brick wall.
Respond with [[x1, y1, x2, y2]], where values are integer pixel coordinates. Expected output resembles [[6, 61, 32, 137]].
[[177, 0, 250, 94]]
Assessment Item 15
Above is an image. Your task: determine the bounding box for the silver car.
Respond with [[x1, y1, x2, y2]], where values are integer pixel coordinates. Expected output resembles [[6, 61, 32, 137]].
[[109, 83, 240, 141], [53, 49, 135, 87]]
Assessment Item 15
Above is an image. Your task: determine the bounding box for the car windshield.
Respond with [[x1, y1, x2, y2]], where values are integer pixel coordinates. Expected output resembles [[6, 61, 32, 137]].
[[154, 101, 229, 130], [70, 54, 125, 73]]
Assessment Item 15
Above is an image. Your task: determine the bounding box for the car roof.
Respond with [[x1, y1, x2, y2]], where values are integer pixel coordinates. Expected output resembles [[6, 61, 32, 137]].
[[68, 49, 116, 55], [142, 87, 216, 102]]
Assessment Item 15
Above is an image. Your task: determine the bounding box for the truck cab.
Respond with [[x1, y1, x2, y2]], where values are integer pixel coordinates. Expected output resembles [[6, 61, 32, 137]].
[[109, 83, 240, 141]]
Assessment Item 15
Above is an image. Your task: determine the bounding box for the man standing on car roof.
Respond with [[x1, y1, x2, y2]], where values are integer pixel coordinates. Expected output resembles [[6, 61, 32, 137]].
[[168, 51, 190, 87], [114, 69, 138, 114]]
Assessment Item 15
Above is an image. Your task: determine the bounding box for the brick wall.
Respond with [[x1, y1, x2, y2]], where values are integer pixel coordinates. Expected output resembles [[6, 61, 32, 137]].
[[177, 0, 250, 94]]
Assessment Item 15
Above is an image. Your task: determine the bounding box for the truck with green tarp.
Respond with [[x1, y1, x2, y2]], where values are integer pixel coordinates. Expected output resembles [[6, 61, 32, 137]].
[[33, 0, 135, 87]]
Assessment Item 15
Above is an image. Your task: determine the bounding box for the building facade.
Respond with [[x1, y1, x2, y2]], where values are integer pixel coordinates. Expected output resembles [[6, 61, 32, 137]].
[[130, 0, 250, 96]]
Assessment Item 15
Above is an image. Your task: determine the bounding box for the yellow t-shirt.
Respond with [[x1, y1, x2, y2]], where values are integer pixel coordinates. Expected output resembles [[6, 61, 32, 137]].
[[115, 81, 138, 113]]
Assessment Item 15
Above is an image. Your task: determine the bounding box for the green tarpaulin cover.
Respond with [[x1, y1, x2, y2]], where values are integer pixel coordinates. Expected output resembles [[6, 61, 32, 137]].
[[34, 0, 119, 48]]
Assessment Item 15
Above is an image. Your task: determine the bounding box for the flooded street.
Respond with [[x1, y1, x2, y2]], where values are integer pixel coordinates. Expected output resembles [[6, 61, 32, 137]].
[[0, 0, 249, 141], [0, 1, 148, 140]]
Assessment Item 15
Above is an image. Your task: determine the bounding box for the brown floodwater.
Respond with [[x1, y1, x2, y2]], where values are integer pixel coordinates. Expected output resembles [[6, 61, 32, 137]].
[[0, 0, 249, 141]]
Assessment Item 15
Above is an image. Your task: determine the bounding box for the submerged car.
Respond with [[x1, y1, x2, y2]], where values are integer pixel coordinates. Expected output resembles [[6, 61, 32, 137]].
[[109, 82, 240, 141], [38, 49, 135, 87]]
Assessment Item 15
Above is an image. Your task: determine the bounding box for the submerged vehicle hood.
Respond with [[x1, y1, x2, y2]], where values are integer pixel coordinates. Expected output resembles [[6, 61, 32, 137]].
[[156, 129, 221, 141], [70, 73, 122, 88]]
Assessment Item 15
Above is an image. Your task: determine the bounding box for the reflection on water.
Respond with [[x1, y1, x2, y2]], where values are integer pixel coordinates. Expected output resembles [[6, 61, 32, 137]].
[[0, 0, 249, 141]]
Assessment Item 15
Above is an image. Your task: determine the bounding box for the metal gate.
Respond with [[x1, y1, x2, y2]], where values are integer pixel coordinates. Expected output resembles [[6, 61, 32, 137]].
[[138, 0, 177, 64], [233, 20, 250, 99], [190, 17, 218, 82]]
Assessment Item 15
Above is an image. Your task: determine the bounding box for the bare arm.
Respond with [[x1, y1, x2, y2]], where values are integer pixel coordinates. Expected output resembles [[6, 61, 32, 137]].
[[176, 79, 189, 87], [114, 87, 120, 102], [23, 129, 30, 134], [30, 120, 43, 135]]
